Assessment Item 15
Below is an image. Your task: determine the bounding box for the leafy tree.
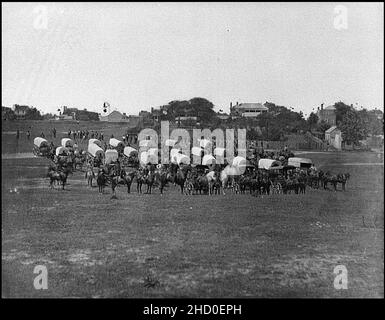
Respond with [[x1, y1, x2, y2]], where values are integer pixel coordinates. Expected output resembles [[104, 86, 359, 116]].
[[334, 101, 353, 124], [25, 107, 43, 120], [318, 120, 331, 133], [339, 109, 365, 145], [307, 112, 319, 129]]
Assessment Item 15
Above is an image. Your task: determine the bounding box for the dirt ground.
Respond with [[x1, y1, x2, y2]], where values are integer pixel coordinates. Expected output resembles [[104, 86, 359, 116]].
[[1, 123, 384, 298]]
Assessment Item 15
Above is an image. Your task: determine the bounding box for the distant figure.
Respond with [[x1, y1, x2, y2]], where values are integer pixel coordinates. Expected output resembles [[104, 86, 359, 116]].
[[52, 127, 57, 138], [100, 132, 104, 140], [41, 132, 45, 138], [16, 130, 20, 140], [111, 134, 114, 139], [26, 130, 31, 140]]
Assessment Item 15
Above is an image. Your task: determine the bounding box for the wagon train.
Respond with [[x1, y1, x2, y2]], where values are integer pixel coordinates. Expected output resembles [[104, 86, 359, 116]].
[[33, 137, 51, 157]]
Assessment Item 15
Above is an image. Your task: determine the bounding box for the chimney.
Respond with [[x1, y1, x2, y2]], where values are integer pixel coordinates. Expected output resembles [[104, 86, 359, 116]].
[[321, 103, 324, 110]]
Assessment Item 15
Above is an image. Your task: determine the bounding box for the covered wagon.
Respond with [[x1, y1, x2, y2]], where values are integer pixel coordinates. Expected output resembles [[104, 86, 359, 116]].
[[55, 146, 68, 156], [105, 149, 119, 165], [258, 159, 282, 170], [61, 138, 74, 148], [199, 139, 212, 149], [140, 151, 158, 166], [202, 154, 216, 166], [122, 146, 138, 167], [287, 157, 313, 169], [123, 146, 137, 158], [88, 138, 102, 148], [191, 146, 203, 157], [33, 137, 51, 157], [214, 147, 226, 157], [87, 143, 104, 167], [165, 139, 177, 147], [171, 153, 190, 165]]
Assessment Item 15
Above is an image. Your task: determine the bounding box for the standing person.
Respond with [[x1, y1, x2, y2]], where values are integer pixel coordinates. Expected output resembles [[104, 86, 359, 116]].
[[16, 129, 20, 140], [26, 130, 31, 140], [53, 127, 56, 138], [41, 131, 45, 138], [100, 132, 104, 141]]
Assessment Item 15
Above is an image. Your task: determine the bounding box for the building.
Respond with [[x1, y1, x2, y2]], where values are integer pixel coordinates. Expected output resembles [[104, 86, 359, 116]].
[[230, 102, 268, 118], [55, 114, 74, 121], [317, 104, 336, 126], [325, 126, 342, 150], [99, 110, 128, 122], [217, 112, 230, 120], [13, 104, 29, 119]]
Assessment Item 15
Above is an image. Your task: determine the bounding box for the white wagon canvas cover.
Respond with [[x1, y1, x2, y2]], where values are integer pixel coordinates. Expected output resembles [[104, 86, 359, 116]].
[[232, 156, 247, 167], [34, 137, 49, 148], [88, 139, 102, 147], [109, 138, 124, 148], [61, 138, 74, 148], [88, 143, 104, 158], [191, 146, 203, 157], [202, 154, 216, 166], [288, 157, 313, 168], [105, 149, 119, 164], [55, 146, 68, 156], [165, 139, 177, 147], [214, 147, 226, 157], [123, 146, 137, 157], [140, 151, 158, 165], [258, 159, 282, 170]]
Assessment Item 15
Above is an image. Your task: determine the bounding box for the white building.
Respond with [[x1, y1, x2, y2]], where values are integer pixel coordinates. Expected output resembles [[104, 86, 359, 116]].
[[230, 102, 268, 118]]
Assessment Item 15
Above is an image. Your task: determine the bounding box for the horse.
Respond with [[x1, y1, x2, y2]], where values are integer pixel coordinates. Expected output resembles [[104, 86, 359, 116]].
[[136, 169, 146, 193], [143, 170, 156, 194], [120, 169, 136, 193], [85, 166, 96, 187], [47, 167, 70, 190], [220, 165, 240, 195], [206, 170, 221, 195], [96, 169, 107, 193], [337, 173, 350, 191], [155, 167, 173, 194], [173, 167, 188, 194], [73, 156, 85, 171]]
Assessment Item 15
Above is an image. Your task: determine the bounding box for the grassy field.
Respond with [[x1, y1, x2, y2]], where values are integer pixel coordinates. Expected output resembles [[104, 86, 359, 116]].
[[2, 120, 131, 154], [2, 121, 384, 298]]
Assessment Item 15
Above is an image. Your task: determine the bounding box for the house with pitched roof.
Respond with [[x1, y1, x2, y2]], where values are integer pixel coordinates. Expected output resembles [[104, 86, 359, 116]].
[[325, 126, 342, 150]]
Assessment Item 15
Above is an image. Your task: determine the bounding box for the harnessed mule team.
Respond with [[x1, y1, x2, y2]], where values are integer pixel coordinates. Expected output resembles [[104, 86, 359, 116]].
[[34, 136, 350, 195]]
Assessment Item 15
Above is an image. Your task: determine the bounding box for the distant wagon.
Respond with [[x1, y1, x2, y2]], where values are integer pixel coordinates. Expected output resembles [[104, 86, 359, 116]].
[[61, 138, 74, 148], [122, 146, 138, 167], [171, 153, 190, 166], [87, 143, 104, 167], [105, 149, 119, 164], [258, 159, 282, 170], [55, 146, 68, 156], [88, 139, 102, 148], [287, 157, 313, 169], [33, 137, 51, 157]]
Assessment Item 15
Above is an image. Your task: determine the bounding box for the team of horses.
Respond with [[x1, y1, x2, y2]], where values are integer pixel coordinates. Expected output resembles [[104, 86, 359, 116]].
[[76, 162, 351, 197]]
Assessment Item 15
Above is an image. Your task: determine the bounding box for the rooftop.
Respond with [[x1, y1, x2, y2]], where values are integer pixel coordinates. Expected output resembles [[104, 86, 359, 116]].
[[325, 126, 340, 133], [234, 103, 268, 111]]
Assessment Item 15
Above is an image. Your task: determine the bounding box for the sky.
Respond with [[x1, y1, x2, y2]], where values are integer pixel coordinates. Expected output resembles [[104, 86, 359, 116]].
[[2, 2, 384, 117]]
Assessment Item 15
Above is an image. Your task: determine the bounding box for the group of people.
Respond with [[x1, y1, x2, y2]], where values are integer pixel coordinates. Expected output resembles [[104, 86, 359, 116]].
[[67, 129, 105, 142]]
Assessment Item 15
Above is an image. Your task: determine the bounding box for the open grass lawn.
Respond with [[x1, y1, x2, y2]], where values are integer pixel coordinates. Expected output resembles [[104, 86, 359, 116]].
[[1, 123, 384, 298]]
